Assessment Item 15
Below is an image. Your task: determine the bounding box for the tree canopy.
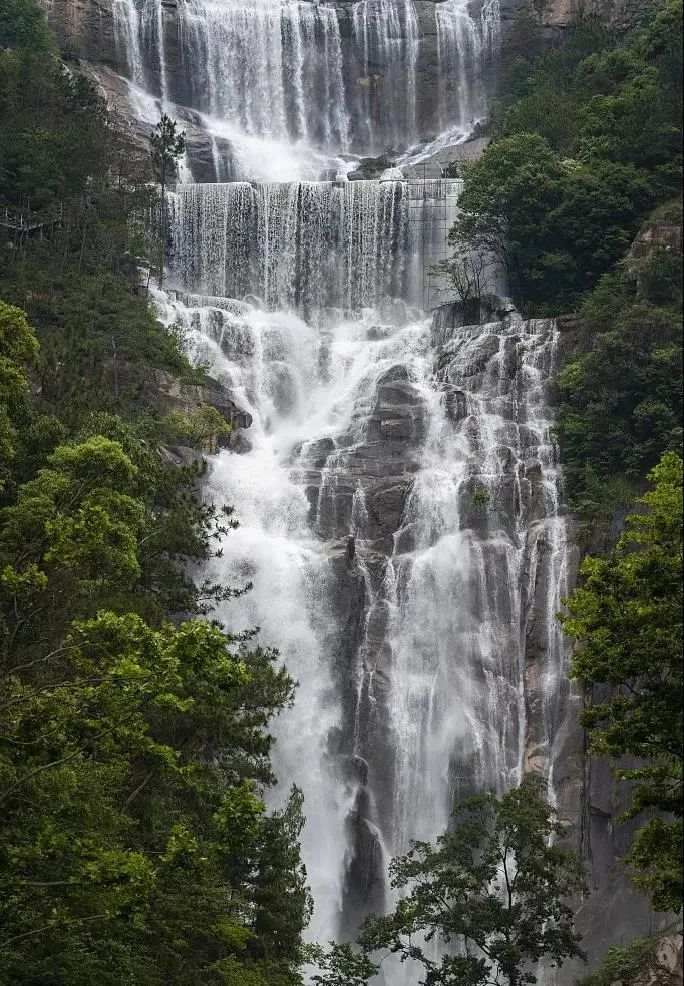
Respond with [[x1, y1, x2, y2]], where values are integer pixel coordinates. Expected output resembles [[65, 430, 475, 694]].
[[451, 0, 682, 314], [563, 452, 683, 912], [314, 777, 585, 986]]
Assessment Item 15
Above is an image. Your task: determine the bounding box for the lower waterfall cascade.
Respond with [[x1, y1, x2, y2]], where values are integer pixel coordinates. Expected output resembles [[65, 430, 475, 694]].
[[154, 206, 580, 975]]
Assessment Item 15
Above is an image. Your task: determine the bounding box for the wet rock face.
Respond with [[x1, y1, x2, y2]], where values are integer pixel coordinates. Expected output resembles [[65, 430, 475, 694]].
[[341, 792, 387, 936], [150, 368, 253, 430], [309, 309, 669, 960], [44, 0, 120, 66], [303, 373, 426, 546], [100, 359, 252, 433], [292, 312, 586, 936]]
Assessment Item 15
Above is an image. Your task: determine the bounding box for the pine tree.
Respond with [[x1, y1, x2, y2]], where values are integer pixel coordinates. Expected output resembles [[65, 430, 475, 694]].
[[150, 114, 186, 289]]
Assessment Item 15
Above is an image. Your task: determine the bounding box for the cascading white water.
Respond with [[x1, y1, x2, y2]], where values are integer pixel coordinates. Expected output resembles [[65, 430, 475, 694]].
[[168, 179, 461, 309], [112, 0, 168, 104], [386, 320, 572, 851], [154, 256, 576, 976], [436, 0, 484, 131], [351, 0, 420, 152], [179, 0, 350, 151], [111, 0, 144, 88], [117, 0, 580, 975], [109, 0, 499, 172]]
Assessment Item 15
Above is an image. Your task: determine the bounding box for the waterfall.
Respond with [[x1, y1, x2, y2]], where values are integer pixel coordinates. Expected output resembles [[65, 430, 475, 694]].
[[351, 0, 420, 152], [110, 0, 499, 166], [119, 0, 580, 972], [152, 260, 576, 967], [436, 0, 483, 131], [168, 179, 461, 310], [111, 0, 144, 88], [178, 0, 350, 151], [112, 0, 168, 104]]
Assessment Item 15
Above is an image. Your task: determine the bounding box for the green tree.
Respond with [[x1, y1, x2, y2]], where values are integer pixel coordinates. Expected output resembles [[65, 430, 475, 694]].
[[448, 0, 681, 315], [308, 944, 379, 986], [0, 301, 38, 491], [150, 114, 186, 288], [0, 0, 51, 52], [453, 133, 565, 306], [453, 134, 653, 312], [562, 452, 683, 911], [316, 776, 585, 986], [0, 609, 307, 985], [0, 435, 145, 648], [555, 240, 683, 518]]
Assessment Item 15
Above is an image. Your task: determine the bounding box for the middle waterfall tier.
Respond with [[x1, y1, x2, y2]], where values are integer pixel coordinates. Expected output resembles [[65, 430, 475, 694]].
[[168, 178, 462, 310]]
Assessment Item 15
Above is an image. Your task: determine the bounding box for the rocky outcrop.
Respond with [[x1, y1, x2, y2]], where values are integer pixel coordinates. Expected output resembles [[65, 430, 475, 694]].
[[632, 221, 683, 256], [102, 358, 252, 434], [633, 935, 683, 986], [146, 368, 252, 431], [43, 0, 120, 66], [627, 209, 683, 288]]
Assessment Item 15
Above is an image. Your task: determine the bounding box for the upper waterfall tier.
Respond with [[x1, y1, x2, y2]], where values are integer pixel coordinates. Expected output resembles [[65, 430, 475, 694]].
[[53, 0, 500, 175], [168, 178, 462, 309]]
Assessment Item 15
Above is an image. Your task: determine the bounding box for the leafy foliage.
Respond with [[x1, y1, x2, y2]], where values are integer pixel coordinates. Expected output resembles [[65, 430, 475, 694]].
[[162, 404, 233, 449], [0, 603, 308, 984], [0, 3, 312, 982], [0, 330, 311, 985], [578, 933, 682, 986], [0, 301, 39, 490], [150, 113, 187, 186], [315, 777, 585, 986], [554, 235, 682, 516], [0, 0, 52, 49], [562, 453, 683, 911]]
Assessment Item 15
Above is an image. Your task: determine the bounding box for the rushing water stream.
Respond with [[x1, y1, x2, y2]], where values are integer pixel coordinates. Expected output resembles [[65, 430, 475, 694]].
[[112, 0, 578, 975]]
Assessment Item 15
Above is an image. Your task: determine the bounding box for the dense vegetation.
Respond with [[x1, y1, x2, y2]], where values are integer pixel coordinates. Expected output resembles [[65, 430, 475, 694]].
[[564, 453, 683, 914], [0, 4, 310, 984], [554, 230, 682, 519]]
